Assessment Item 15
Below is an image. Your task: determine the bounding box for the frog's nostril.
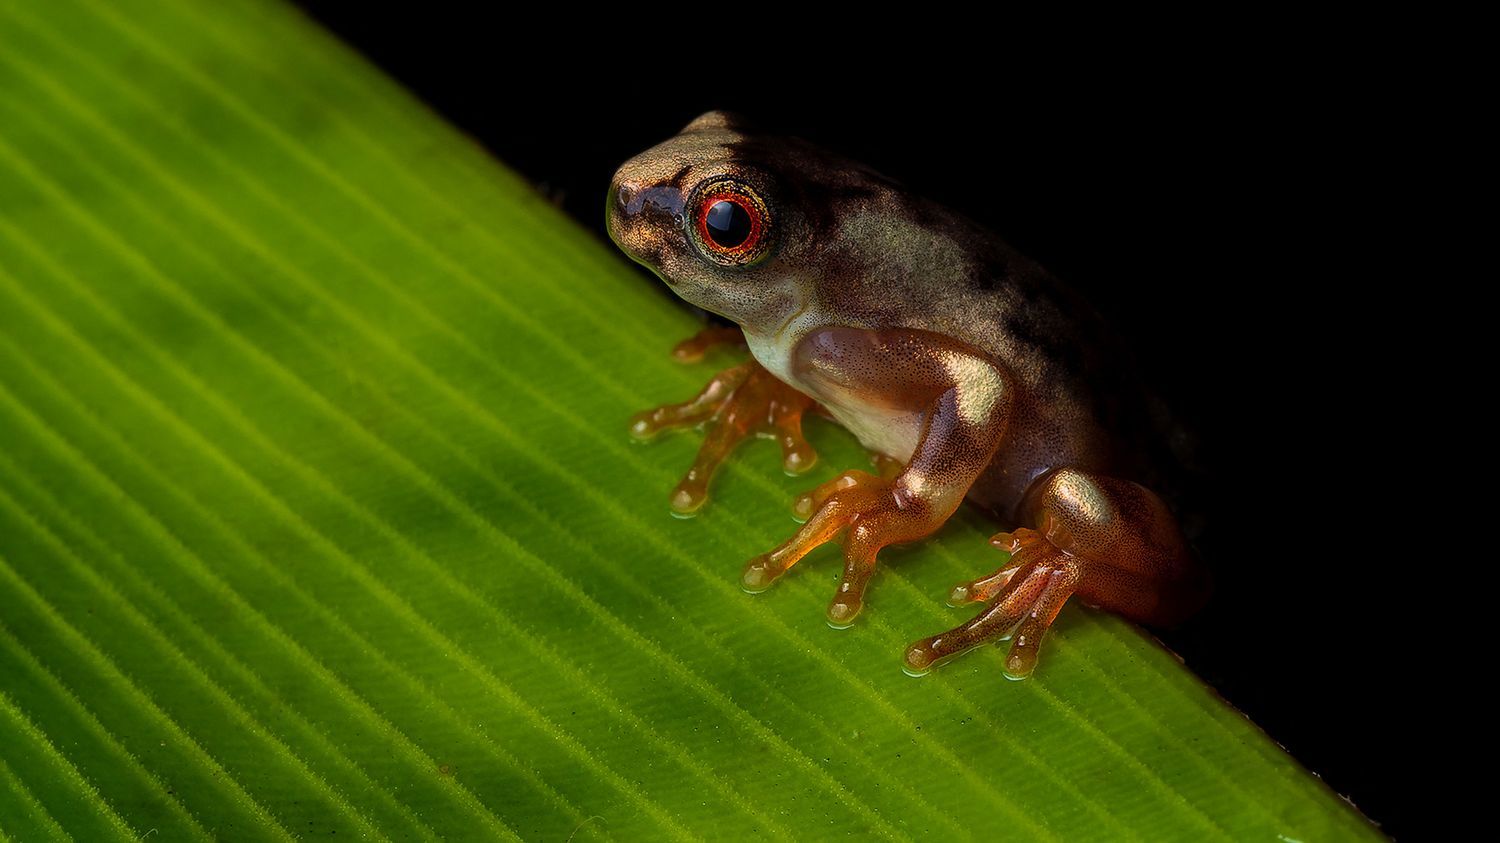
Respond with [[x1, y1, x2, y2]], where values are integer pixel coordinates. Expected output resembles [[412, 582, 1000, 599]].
[[615, 182, 639, 211]]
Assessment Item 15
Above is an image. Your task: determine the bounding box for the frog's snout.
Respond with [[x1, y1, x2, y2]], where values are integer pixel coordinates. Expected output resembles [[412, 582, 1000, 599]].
[[608, 177, 685, 231], [606, 170, 685, 271], [613, 180, 639, 212]]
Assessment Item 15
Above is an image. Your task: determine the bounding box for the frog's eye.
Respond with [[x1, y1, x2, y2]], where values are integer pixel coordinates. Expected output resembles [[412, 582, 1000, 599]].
[[689, 179, 773, 266]]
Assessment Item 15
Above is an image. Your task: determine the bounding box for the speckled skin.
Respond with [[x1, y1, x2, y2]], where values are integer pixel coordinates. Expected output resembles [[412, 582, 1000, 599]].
[[609, 112, 1207, 679]]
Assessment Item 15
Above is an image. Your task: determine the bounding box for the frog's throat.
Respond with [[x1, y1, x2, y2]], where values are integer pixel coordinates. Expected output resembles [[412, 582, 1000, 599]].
[[774, 298, 814, 343]]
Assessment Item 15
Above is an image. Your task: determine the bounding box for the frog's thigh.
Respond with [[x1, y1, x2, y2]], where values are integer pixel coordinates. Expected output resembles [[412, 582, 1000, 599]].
[[1022, 468, 1207, 626]]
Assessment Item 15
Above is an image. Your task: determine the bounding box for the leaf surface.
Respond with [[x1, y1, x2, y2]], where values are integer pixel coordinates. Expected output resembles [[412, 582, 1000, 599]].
[[0, 1, 1377, 839]]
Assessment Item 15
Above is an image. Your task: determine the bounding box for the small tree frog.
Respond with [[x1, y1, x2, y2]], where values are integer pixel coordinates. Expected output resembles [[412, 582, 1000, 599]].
[[607, 112, 1208, 679]]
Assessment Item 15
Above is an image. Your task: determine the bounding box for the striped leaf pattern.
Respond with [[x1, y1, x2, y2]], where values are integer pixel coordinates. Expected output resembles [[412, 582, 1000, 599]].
[[0, 1, 1377, 840]]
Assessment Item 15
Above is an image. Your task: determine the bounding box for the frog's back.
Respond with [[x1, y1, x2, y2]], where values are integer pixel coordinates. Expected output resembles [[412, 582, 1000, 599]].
[[963, 239, 1192, 524], [723, 126, 1188, 523], [869, 197, 1176, 522]]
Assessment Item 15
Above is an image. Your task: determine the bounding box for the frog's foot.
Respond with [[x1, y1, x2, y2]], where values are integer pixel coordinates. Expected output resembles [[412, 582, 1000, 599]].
[[743, 471, 944, 628], [904, 528, 1080, 679], [944, 529, 1044, 606], [669, 326, 747, 363], [903, 468, 1207, 680], [630, 358, 817, 516], [789, 453, 903, 521]]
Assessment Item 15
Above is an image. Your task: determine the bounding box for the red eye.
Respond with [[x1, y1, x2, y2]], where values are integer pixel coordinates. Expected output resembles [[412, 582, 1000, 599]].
[[691, 181, 772, 265], [703, 198, 755, 247]]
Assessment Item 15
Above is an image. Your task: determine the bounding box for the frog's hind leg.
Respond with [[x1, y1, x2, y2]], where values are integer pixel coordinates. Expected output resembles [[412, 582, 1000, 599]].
[[904, 468, 1208, 680], [905, 530, 1081, 678], [946, 532, 1049, 605]]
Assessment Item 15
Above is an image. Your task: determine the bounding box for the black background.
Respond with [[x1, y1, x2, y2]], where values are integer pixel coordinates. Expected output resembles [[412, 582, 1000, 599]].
[[294, 6, 1412, 837]]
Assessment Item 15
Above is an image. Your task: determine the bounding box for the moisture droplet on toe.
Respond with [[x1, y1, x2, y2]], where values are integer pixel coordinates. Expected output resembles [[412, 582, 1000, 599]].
[[782, 446, 816, 476], [629, 416, 657, 441], [1003, 650, 1037, 681], [903, 640, 936, 677], [826, 599, 861, 629], [791, 494, 815, 522], [741, 557, 776, 593], [670, 486, 706, 517]]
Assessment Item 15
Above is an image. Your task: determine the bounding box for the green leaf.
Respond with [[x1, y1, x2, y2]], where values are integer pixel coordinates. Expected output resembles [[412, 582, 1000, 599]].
[[0, 1, 1376, 840]]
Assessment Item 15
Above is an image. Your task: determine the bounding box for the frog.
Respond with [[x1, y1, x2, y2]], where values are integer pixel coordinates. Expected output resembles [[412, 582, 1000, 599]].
[[606, 111, 1209, 679]]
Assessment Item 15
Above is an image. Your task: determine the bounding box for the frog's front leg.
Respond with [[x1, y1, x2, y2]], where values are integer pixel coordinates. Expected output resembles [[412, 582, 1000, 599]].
[[741, 327, 1013, 627], [630, 328, 819, 515], [665, 325, 746, 363]]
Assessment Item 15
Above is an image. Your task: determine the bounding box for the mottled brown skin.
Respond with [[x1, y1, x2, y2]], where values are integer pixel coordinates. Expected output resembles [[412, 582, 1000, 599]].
[[609, 112, 1207, 679]]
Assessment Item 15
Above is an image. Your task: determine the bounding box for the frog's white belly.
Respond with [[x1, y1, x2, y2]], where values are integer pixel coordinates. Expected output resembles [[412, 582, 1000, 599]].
[[817, 400, 922, 463], [745, 319, 922, 463]]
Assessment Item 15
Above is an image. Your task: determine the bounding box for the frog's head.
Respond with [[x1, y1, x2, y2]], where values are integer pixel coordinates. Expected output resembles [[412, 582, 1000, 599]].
[[607, 111, 893, 335]]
